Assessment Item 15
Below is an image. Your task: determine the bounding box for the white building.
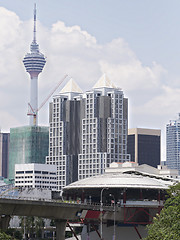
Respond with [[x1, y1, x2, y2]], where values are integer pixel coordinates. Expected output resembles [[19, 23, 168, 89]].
[[166, 114, 180, 174], [15, 163, 57, 190], [107, 162, 179, 179]]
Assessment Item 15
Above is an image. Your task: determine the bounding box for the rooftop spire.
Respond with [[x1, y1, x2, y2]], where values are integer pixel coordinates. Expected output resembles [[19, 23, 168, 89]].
[[33, 3, 37, 43], [30, 3, 39, 53]]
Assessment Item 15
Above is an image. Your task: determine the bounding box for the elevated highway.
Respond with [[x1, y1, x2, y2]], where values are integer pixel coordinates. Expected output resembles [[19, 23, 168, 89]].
[[0, 196, 163, 240]]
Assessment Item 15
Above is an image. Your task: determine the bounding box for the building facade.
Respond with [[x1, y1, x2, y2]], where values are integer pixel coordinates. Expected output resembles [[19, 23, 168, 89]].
[[46, 75, 130, 190], [166, 115, 180, 173], [15, 163, 57, 190], [9, 126, 49, 180], [0, 132, 10, 178], [127, 128, 161, 168]]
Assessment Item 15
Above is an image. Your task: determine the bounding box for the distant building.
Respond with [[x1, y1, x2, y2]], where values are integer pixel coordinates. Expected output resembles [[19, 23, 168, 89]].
[[15, 163, 57, 190], [46, 74, 130, 191], [166, 114, 180, 173], [127, 128, 161, 168], [0, 132, 10, 178], [9, 126, 49, 180]]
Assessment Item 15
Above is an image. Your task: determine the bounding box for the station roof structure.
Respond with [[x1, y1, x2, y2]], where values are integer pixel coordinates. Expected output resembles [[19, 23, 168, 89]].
[[64, 162, 179, 191]]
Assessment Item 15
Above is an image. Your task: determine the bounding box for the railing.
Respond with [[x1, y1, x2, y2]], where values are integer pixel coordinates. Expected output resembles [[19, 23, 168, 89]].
[[0, 195, 114, 210]]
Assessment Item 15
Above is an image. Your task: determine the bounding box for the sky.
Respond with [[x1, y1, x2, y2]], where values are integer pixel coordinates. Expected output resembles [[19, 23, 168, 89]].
[[1, 0, 180, 160]]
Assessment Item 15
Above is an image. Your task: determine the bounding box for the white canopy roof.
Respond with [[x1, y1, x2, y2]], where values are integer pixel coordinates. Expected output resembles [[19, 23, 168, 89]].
[[64, 171, 177, 190]]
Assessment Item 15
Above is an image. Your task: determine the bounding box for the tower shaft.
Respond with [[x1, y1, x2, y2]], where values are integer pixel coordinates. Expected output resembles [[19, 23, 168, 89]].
[[30, 75, 38, 125]]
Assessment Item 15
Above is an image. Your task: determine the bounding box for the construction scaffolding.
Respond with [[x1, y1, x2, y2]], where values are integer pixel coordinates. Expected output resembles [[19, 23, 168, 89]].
[[9, 126, 49, 179]]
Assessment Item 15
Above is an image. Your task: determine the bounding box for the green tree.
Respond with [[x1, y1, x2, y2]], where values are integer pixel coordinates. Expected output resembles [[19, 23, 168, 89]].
[[0, 230, 14, 240], [144, 182, 180, 240], [19, 216, 45, 239]]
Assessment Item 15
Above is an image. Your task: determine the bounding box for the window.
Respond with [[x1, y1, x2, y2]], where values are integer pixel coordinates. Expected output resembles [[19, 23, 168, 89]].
[[16, 171, 24, 174], [25, 171, 33, 174]]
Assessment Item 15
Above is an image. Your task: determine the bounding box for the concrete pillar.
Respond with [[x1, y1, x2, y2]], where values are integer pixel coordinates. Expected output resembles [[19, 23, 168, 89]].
[[55, 220, 67, 240], [0, 215, 11, 230]]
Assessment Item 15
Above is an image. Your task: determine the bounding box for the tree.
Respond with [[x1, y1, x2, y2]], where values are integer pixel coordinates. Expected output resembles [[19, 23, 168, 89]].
[[19, 216, 45, 239], [0, 230, 14, 240], [144, 182, 180, 240]]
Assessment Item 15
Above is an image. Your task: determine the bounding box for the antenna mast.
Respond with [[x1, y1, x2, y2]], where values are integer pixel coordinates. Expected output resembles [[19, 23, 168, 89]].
[[33, 3, 37, 43]]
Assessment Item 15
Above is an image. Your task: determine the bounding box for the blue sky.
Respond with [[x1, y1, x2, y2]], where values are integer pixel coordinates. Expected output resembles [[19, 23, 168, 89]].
[[1, 0, 180, 159]]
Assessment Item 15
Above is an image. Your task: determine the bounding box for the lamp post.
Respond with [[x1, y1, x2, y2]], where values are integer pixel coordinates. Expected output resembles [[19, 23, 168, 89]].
[[109, 194, 116, 240], [100, 187, 108, 240]]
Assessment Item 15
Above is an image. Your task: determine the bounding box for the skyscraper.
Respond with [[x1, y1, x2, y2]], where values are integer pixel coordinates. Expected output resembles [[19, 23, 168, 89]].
[[127, 128, 161, 168], [78, 74, 130, 180], [166, 114, 180, 173], [46, 74, 130, 190], [46, 79, 83, 190], [23, 4, 46, 126]]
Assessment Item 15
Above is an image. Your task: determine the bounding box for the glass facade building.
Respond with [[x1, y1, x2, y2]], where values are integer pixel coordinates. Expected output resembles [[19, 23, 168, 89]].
[[166, 115, 180, 173], [127, 128, 161, 168], [9, 126, 49, 180]]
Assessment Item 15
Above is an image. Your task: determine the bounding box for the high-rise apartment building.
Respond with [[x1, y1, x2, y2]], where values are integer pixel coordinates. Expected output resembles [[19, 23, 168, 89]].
[[166, 114, 180, 173], [46, 75, 130, 190], [127, 128, 161, 168], [0, 132, 10, 178]]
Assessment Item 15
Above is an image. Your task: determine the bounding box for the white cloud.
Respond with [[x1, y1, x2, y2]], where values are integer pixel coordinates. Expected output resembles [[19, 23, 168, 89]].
[[0, 4, 179, 164]]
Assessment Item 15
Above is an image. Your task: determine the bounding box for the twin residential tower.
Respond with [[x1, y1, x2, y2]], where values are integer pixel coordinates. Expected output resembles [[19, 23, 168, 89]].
[[46, 75, 130, 190]]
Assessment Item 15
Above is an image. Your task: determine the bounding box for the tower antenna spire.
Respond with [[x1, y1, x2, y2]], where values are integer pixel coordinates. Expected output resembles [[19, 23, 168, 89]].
[[33, 3, 37, 43], [23, 3, 46, 126]]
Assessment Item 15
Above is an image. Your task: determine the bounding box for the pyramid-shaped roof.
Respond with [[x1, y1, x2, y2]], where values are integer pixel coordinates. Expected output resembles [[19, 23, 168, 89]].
[[93, 73, 116, 89], [60, 78, 83, 94]]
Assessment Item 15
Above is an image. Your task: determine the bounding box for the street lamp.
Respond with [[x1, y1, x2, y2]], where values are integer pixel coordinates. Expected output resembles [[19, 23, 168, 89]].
[[109, 194, 116, 240], [100, 187, 108, 240]]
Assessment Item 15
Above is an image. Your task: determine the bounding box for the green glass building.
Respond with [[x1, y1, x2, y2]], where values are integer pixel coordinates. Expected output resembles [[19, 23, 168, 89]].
[[9, 126, 49, 180]]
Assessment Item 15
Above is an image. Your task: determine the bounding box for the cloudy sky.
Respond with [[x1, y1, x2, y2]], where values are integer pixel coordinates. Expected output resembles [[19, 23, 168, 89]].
[[0, 0, 180, 160]]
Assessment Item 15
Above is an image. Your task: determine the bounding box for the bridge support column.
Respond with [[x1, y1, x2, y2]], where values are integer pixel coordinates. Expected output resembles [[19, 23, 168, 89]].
[[55, 220, 67, 240], [0, 215, 11, 230]]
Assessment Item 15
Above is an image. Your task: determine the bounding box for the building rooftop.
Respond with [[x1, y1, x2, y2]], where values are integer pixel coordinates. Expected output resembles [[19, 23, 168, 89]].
[[60, 78, 83, 94], [93, 73, 117, 89]]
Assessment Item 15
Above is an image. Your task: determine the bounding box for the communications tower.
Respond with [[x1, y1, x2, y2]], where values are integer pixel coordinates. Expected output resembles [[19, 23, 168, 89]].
[[23, 4, 46, 126]]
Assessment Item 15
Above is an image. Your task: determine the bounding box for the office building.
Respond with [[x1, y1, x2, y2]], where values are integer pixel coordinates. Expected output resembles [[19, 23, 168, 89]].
[[46, 74, 130, 190], [15, 163, 57, 190], [166, 114, 180, 173], [0, 132, 10, 178], [9, 126, 49, 180], [127, 128, 161, 167]]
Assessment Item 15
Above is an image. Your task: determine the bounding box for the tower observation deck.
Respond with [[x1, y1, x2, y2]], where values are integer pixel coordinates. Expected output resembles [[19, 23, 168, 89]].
[[23, 4, 46, 125]]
